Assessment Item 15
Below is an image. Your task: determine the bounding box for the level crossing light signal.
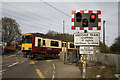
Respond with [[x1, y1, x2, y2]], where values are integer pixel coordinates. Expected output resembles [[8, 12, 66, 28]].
[[71, 10, 101, 30], [90, 13, 96, 22], [74, 13, 98, 27]]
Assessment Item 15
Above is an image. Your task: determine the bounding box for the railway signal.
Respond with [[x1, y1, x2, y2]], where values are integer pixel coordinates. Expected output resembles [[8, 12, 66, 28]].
[[90, 13, 96, 22], [72, 10, 101, 78], [71, 10, 101, 30]]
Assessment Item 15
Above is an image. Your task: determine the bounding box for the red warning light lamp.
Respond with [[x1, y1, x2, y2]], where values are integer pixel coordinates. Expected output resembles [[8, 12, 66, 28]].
[[90, 13, 96, 22], [91, 14, 96, 19]]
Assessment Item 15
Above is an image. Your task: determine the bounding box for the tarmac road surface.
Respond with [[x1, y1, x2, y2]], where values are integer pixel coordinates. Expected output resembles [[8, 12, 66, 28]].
[[1, 50, 81, 79]]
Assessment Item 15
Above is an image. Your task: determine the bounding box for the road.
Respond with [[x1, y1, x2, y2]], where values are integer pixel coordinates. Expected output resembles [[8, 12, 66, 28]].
[[1, 50, 81, 79]]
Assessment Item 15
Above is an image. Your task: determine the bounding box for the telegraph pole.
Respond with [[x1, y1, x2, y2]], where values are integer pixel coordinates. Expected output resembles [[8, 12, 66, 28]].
[[103, 20, 105, 44], [62, 20, 66, 63], [63, 20, 65, 33]]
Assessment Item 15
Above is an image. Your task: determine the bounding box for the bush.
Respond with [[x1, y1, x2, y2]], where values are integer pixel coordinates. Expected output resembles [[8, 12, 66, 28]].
[[99, 42, 111, 53]]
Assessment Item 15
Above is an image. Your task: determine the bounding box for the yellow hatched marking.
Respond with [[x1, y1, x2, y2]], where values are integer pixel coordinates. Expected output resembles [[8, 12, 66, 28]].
[[30, 61, 38, 64], [30, 61, 35, 64], [36, 69, 45, 78]]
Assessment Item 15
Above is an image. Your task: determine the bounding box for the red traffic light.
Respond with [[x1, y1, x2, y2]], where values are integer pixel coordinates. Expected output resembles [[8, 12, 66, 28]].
[[90, 13, 96, 22], [90, 14, 96, 19]]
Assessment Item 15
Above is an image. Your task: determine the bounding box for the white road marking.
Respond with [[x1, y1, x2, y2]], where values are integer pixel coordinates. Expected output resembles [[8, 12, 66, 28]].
[[52, 66, 55, 80], [0, 69, 6, 73], [53, 64, 55, 70], [45, 69, 48, 75], [52, 75, 55, 80], [8, 62, 19, 68], [20, 61, 25, 64], [53, 71, 55, 74]]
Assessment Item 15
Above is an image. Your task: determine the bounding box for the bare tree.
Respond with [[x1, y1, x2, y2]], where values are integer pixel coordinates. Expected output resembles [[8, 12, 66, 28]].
[[2, 17, 21, 46]]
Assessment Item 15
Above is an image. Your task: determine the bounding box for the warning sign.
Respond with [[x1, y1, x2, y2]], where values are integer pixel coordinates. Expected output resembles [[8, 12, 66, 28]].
[[80, 46, 94, 54], [74, 32, 100, 46]]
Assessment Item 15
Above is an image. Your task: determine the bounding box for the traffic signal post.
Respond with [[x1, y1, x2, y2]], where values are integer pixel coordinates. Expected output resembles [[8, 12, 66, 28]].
[[72, 10, 101, 78], [81, 30, 88, 79]]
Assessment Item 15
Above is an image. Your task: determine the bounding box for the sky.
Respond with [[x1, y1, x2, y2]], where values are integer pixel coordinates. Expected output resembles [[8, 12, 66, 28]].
[[0, 0, 119, 47]]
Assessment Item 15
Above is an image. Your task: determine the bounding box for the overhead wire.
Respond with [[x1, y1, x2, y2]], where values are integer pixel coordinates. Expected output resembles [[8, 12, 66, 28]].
[[2, 13, 63, 33], [2, 3, 72, 33], [3, 10, 71, 34], [41, 0, 71, 18], [2, 8, 64, 31], [3, 14, 61, 34], [3, 3, 67, 27], [40, 0, 72, 31], [2, 3, 71, 33]]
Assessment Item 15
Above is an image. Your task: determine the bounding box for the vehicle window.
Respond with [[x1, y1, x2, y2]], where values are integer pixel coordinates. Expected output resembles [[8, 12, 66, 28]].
[[43, 40, 45, 45], [51, 41, 59, 47], [70, 43, 74, 48], [23, 35, 32, 43], [38, 39, 41, 47], [62, 43, 64, 47], [29, 36, 32, 43]]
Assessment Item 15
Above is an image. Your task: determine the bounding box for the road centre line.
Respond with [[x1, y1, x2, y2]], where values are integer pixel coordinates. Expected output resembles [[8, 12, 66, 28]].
[[8, 62, 19, 67], [3, 60, 25, 67], [0, 69, 6, 73], [0, 69, 6, 76], [45, 67, 51, 75], [20, 61, 25, 64], [36, 69, 45, 78], [53, 71, 55, 74], [0, 69, 6, 75], [52, 75, 55, 80], [53, 64, 55, 70], [52, 65, 55, 80]]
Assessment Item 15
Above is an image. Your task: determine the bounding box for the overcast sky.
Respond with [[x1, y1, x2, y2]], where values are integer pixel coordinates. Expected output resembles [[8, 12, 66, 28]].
[[0, 0, 119, 47]]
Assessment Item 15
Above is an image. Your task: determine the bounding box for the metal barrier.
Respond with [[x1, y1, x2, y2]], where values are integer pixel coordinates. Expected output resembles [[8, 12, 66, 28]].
[[87, 53, 120, 72]]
